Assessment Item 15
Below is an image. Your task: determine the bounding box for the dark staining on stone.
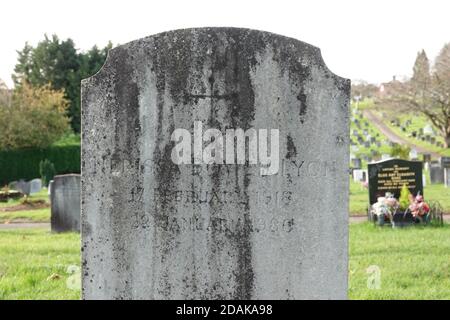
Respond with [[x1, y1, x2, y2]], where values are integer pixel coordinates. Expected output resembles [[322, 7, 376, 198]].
[[105, 46, 143, 298], [258, 34, 313, 125], [233, 166, 254, 299], [205, 29, 259, 299], [194, 29, 265, 130], [148, 34, 188, 298], [336, 135, 346, 146], [101, 148, 111, 162], [147, 28, 262, 298], [151, 28, 262, 298], [334, 76, 351, 94], [149, 30, 197, 107], [286, 135, 297, 159], [297, 89, 308, 124]]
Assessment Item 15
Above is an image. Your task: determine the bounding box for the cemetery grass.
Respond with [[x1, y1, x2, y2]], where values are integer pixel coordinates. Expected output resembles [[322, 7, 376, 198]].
[[0, 208, 49, 223], [1, 224, 450, 299], [349, 222, 450, 299], [424, 184, 450, 213], [0, 229, 80, 299], [0, 189, 50, 223], [349, 179, 369, 215], [354, 99, 374, 110]]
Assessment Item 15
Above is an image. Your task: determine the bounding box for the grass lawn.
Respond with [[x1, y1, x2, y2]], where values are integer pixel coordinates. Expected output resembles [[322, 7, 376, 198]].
[[0, 229, 80, 299], [424, 183, 450, 212], [1, 223, 449, 299], [0, 208, 50, 224], [349, 222, 450, 299], [0, 189, 50, 223], [349, 179, 369, 215]]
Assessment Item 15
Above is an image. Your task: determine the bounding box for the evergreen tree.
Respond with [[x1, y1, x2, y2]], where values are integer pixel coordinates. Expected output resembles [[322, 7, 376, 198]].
[[411, 49, 430, 90], [379, 44, 450, 147], [13, 35, 111, 133]]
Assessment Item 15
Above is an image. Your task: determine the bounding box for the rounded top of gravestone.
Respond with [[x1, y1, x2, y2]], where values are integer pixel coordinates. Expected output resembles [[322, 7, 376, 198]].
[[82, 27, 349, 87], [53, 174, 81, 180], [423, 124, 434, 134], [369, 158, 423, 165]]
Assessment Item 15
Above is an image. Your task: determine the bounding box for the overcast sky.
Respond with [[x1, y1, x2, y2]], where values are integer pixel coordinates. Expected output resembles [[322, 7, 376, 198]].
[[1, 0, 449, 87]]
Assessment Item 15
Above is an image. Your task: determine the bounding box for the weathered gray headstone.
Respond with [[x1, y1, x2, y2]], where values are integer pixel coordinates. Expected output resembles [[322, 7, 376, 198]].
[[82, 28, 350, 300], [352, 169, 368, 183], [424, 124, 434, 135], [430, 162, 444, 184], [8, 181, 18, 190], [29, 178, 42, 195], [48, 180, 54, 196], [15, 179, 30, 196], [51, 174, 80, 233], [444, 168, 450, 188], [440, 157, 450, 188], [409, 149, 418, 160], [351, 158, 362, 169]]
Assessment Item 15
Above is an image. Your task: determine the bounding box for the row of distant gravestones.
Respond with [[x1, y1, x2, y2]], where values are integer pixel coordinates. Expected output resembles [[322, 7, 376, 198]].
[[10, 174, 80, 233], [391, 118, 445, 148], [350, 111, 384, 150], [9, 179, 43, 196]]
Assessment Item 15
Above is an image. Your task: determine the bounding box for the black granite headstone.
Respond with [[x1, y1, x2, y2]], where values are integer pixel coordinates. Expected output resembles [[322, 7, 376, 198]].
[[440, 157, 450, 168], [368, 159, 423, 205]]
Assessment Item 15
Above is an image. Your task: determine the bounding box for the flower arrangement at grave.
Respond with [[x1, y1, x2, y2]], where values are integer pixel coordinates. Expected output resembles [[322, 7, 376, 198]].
[[370, 182, 433, 226], [372, 192, 398, 221], [0, 185, 22, 202], [409, 194, 430, 220]]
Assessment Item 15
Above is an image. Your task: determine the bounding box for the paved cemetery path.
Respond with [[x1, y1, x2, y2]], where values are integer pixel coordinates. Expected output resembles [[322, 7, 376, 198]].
[[363, 110, 442, 158], [0, 222, 50, 230]]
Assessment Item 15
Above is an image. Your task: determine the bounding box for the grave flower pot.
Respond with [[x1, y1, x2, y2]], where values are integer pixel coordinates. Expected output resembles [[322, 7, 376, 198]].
[[376, 214, 386, 226]]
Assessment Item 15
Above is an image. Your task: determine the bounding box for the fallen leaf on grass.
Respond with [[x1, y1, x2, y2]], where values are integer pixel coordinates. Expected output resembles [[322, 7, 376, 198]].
[[47, 273, 61, 281]]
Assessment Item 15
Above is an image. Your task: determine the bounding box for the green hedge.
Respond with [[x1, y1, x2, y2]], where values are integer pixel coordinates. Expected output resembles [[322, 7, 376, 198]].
[[0, 145, 80, 185]]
